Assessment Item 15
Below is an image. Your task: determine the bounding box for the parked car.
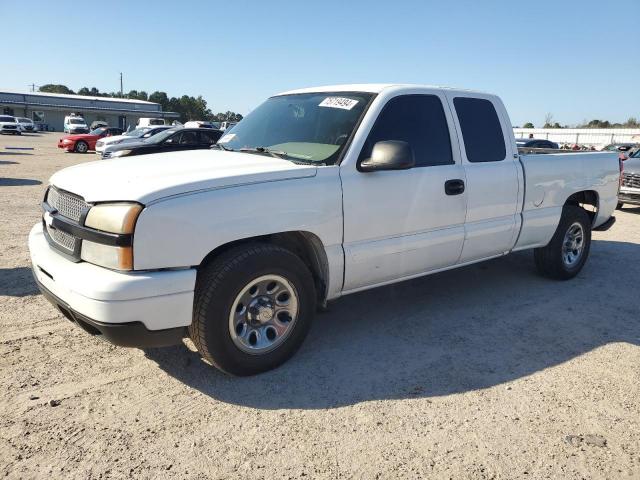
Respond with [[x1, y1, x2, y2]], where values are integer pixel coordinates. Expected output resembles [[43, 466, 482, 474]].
[[219, 121, 237, 131], [602, 143, 640, 158], [90, 121, 109, 130], [64, 115, 89, 134], [0, 115, 21, 135], [57, 127, 125, 153], [516, 138, 559, 149], [29, 84, 619, 376], [136, 118, 166, 127], [101, 127, 222, 158], [95, 126, 173, 155], [16, 117, 36, 132], [618, 149, 640, 208], [184, 121, 221, 129]]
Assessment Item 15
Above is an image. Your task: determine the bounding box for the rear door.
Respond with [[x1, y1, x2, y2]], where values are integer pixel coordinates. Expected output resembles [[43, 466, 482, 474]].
[[198, 130, 223, 147], [445, 93, 520, 262]]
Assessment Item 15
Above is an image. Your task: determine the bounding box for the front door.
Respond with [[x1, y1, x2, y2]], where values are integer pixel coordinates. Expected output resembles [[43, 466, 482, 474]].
[[341, 92, 468, 292]]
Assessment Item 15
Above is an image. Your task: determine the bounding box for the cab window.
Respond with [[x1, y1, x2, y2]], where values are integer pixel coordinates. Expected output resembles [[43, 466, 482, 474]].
[[359, 94, 453, 167]]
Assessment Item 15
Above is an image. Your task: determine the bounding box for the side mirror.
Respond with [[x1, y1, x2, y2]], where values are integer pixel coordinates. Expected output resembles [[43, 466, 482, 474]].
[[360, 140, 415, 172]]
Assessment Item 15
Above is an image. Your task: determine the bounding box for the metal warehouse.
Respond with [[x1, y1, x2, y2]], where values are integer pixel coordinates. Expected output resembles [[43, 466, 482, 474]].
[[0, 90, 179, 131]]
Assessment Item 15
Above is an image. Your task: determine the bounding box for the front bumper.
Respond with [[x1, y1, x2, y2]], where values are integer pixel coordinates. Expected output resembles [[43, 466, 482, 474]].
[[28, 223, 196, 347], [57, 141, 74, 151], [619, 189, 640, 205]]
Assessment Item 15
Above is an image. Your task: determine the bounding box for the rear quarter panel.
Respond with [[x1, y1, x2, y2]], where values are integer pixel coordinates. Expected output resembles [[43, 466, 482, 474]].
[[514, 152, 619, 250]]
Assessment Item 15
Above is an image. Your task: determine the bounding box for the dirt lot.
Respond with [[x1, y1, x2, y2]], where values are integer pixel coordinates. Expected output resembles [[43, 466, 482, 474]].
[[1, 132, 639, 479]]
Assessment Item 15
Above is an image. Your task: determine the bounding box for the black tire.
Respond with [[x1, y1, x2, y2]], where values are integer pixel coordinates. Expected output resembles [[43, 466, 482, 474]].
[[534, 205, 592, 280], [189, 243, 316, 376], [15, 131, 21, 135], [74, 141, 88, 153], [616, 202, 623, 210]]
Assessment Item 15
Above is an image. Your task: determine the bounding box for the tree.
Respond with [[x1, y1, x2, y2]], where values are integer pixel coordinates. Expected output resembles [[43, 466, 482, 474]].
[[543, 113, 554, 128], [127, 90, 148, 101], [39, 84, 74, 94], [522, 122, 534, 129]]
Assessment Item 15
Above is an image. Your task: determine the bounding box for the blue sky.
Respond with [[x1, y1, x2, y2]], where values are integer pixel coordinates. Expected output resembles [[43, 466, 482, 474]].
[[2, 0, 638, 126]]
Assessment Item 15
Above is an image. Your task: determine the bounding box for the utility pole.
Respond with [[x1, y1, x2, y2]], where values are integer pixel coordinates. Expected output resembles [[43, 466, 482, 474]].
[[28, 83, 36, 92], [120, 72, 123, 97]]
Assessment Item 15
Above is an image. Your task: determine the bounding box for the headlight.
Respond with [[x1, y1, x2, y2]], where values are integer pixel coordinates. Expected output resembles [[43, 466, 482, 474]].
[[111, 139, 123, 145], [111, 149, 132, 157], [81, 203, 143, 271], [85, 203, 142, 234]]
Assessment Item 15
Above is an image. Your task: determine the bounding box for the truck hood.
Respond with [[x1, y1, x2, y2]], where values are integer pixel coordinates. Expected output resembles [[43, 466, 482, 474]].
[[49, 149, 317, 204], [623, 157, 640, 174]]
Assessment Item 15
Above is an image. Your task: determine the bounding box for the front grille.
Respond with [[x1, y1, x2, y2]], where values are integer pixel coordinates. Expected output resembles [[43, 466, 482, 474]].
[[45, 222, 78, 252], [622, 172, 640, 189], [102, 151, 112, 159], [3, 125, 17, 129], [47, 187, 88, 222]]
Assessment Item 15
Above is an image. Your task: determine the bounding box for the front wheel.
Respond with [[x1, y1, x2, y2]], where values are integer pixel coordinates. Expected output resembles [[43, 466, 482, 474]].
[[189, 243, 317, 376], [534, 205, 592, 280], [74, 141, 88, 153], [616, 202, 623, 210]]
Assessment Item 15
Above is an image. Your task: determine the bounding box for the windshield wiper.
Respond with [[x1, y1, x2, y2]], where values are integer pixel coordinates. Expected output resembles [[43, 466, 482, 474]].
[[239, 146, 291, 159], [211, 144, 234, 151]]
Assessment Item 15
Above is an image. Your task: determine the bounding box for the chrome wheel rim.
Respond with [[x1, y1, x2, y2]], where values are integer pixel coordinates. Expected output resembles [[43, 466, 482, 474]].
[[77, 142, 87, 152], [562, 222, 585, 267], [229, 274, 299, 354]]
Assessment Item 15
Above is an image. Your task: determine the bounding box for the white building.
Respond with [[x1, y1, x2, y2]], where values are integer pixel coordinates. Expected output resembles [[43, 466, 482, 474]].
[[0, 90, 179, 131]]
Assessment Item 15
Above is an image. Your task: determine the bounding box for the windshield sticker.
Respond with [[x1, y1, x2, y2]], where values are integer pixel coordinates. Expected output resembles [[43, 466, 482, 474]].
[[218, 133, 236, 144], [319, 97, 359, 110]]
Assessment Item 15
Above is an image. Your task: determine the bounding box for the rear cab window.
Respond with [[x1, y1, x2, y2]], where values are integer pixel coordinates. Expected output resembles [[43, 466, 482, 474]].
[[453, 97, 506, 163]]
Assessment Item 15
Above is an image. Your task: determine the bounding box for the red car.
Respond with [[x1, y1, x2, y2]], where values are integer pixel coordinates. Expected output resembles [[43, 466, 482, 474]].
[[58, 127, 124, 153]]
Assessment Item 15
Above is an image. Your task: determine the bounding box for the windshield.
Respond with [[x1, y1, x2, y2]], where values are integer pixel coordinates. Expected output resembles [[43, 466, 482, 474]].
[[144, 127, 180, 143], [90, 127, 107, 135], [219, 92, 374, 164], [125, 128, 149, 137], [69, 118, 85, 124], [631, 149, 640, 158], [19, 118, 32, 123]]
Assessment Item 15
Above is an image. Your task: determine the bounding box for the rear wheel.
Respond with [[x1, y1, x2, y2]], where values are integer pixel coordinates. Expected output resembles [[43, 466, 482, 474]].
[[189, 243, 316, 376], [74, 141, 88, 153], [534, 205, 592, 280], [616, 202, 624, 210]]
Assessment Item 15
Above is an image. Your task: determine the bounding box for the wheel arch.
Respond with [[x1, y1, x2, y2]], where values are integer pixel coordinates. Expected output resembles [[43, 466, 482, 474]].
[[564, 189, 599, 225], [198, 231, 331, 305]]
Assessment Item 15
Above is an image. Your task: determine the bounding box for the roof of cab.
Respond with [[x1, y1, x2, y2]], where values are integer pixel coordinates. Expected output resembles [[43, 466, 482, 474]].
[[276, 83, 489, 96]]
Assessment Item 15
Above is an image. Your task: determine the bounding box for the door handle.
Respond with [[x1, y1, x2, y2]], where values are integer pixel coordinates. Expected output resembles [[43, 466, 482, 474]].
[[444, 179, 465, 195]]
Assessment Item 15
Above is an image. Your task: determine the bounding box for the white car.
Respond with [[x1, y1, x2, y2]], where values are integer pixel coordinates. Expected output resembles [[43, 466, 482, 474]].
[[29, 84, 619, 376], [0, 115, 21, 135], [64, 115, 89, 134], [95, 126, 173, 155], [219, 121, 237, 131], [184, 121, 221, 129], [16, 117, 36, 132], [136, 118, 166, 128]]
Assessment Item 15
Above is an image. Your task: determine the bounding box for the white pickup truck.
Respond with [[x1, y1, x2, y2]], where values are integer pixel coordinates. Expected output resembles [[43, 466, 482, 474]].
[[29, 84, 620, 375]]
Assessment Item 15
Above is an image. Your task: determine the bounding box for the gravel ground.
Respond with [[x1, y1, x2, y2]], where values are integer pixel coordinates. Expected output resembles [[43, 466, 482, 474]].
[[1, 132, 639, 479]]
